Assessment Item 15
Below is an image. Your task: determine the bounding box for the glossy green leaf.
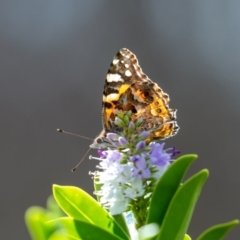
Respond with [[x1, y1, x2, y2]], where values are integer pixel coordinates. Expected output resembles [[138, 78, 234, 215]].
[[113, 214, 130, 237], [48, 229, 72, 240], [196, 220, 239, 240], [147, 154, 198, 225], [157, 169, 209, 240], [46, 195, 65, 218], [184, 234, 192, 240], [50, 217, 124, 240], [25, 206, 55, 240], [53, 184, 129, 240]]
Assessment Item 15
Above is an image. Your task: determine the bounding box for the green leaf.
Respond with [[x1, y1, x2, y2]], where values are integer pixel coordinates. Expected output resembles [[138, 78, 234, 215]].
[[196, 220, 239, 240], [147, 154, 198, 225], [53, 185, 129, 240], [184, 234, 192, 240], [113, 214, 130, 237], [48, 229, 72, 240], [25, 206, 55, 240], [157, 169, 209, 240], [49, 217, 124, 240], [46, 195, 65, 218]]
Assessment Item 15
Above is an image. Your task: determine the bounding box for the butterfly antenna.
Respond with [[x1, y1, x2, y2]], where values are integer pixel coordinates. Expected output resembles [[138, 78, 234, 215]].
[[57, 129, 93, 141], [71, 147, 91, 172]]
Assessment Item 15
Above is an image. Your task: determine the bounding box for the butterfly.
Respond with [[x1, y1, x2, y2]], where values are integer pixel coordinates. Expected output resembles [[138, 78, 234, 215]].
[[90, 48, 179, 149]]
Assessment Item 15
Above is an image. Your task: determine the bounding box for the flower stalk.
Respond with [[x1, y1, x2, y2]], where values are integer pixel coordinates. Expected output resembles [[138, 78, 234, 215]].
[[92, 111, 178, 229]]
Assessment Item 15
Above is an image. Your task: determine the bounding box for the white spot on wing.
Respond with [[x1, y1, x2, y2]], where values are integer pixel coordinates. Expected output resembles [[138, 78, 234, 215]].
[[125, 70, 132, 76], [112, 58, 119, 65], [125, 63, 129, 68], [106, 73, 123, 82], [106, 93, 119, 101]]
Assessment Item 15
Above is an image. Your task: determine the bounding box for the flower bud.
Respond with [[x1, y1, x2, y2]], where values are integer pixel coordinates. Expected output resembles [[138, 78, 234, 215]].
[[117, 111, 124, 119], [123, 115, 129, 125], [139, 131, 150, 139], [106, 133, 118, 141], [136, 141, 146, 150], [128, 121, 135, 129], [114, 117, 124, 127], [135, 117, 143, 127], [118, 137, 128, 146], [126, 110, 132, 118]]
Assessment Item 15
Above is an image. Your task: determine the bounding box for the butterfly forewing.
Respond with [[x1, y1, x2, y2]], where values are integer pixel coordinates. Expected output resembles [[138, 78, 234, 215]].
[[91, 48, 179, 149]]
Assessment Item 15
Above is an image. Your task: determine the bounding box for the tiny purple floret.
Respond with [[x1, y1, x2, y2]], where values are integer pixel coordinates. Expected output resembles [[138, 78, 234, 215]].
[[107, 151, 122, 162], [150, 143, 171, 166], [130, 155, 141, 162], [132, 156, 151, 178], [98, 150, 108, 158], [170, 147, 181, 158]]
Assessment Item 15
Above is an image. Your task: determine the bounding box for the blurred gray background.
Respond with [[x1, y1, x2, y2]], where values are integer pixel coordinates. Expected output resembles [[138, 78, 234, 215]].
[[1, 1, 240, 239]]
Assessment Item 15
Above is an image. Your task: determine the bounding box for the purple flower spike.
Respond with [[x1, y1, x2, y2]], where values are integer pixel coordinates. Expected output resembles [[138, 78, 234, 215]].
[[118, 137, 128, 146], [140, 131, 150, 139], [107, 133, 118, 141], [136, 141, 146, 150]]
